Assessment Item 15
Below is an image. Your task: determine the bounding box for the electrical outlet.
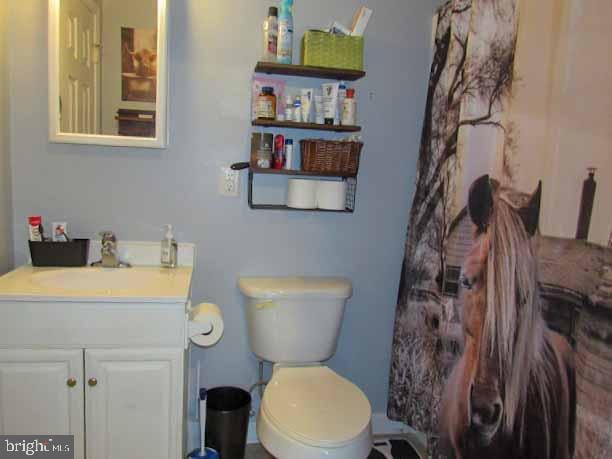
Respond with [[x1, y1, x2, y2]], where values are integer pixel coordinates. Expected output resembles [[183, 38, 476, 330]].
[[219, 167, 240, 197]]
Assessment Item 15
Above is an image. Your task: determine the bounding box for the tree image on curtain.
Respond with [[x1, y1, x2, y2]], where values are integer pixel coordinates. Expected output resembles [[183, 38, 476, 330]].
[[388, 1, 612, 458], [388, 0, 519, 438]]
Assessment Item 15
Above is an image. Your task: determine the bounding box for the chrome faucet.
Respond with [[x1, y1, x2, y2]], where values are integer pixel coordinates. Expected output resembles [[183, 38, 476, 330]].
[[91, 231, 131, 268]]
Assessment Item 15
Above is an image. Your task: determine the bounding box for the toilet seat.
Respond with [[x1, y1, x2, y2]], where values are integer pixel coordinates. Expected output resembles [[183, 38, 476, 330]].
[[261, 365, 371, 448]]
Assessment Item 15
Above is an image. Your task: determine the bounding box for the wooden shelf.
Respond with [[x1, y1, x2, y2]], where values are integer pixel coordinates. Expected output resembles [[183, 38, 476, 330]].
[[255, 62, 365, 81], [250, 167, 357, 178], [249, 203, 353, 213], [252, 119, 361, 132]]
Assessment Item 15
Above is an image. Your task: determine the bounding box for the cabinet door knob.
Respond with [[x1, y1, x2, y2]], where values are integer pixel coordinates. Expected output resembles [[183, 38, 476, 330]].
[[88, 378, 98, 387], [66, 377, 77, 388]]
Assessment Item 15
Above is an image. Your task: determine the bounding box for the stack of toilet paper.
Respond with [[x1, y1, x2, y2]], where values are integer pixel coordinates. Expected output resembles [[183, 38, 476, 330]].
[[287, 179, 347, 210]]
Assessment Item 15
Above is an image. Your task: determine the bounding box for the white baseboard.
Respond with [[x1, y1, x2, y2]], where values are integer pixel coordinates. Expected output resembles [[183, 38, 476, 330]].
[[188, 412, 425, 448]]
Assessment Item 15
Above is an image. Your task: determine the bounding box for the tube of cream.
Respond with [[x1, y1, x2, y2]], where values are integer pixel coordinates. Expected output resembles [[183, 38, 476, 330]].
[[314, 94, 324, 124], [321, 82, 340, 125], [300, 88, 314, 123]]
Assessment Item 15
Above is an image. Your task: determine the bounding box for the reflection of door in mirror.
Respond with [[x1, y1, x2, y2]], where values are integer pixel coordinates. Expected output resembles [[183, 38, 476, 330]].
[[50, 0, 165, 147], [59, 0, 100, 134]]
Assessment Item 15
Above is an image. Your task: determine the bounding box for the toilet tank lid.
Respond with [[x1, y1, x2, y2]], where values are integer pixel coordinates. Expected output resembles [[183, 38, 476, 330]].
[[238, 277, 352, 300]]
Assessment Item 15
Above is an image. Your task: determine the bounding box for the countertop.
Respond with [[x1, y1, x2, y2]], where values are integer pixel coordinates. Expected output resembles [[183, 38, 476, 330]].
[[0, 265, 193, 303]]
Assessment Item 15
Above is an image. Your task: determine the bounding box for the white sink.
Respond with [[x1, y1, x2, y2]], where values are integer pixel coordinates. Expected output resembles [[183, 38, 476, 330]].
[[29, 268, 162, 292]]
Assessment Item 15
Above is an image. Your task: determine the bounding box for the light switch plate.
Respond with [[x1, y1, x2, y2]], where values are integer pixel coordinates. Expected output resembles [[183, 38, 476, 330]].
[[219, 167, 240, 197]]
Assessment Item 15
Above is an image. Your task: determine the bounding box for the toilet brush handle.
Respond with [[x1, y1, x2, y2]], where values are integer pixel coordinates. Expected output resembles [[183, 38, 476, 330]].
[[200, 388, 207, 456]]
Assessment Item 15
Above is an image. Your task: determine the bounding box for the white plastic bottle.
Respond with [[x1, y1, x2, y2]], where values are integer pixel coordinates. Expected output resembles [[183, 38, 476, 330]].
[[161, 224, 178, 268], [277, 0, 294, 64], [341, 88, 357, 126], [337, 81, 347, 125], [284, 139, 294, 170], [262, 7, 278, 62]]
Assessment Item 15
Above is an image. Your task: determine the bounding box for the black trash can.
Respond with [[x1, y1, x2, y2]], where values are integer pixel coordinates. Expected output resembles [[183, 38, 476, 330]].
[[206, 387, 252, 459]]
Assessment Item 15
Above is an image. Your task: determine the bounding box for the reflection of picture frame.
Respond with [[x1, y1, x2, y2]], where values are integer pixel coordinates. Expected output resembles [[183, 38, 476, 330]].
[[121, 27, 157, 102]]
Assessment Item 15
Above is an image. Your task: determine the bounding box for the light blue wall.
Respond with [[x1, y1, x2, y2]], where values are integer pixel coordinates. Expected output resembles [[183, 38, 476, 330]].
[[0, 0, 12, 274], [8, 0, 435, 419]]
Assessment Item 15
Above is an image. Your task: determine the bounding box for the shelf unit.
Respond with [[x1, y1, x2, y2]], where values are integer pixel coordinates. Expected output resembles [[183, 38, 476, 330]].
[[252, 119, 361, 132], [247, 168, 357, 213], [248, 63, 366, 212], [255, 62, 365, 81]]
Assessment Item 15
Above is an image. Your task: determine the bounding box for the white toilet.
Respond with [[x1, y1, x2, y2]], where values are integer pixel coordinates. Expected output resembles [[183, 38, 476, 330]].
[[238, 277, 372, 459]]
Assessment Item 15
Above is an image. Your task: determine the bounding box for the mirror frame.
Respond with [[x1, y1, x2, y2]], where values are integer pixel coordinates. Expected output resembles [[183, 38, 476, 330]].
[[48, 0, 168, 148]]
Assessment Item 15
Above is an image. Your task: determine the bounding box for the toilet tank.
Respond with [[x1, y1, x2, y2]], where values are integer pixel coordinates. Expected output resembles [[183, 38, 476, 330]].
[[238, 277, 353, 363]]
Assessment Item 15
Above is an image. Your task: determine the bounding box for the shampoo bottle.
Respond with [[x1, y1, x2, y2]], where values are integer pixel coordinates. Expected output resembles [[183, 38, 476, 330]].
[[277, 0, 294, 64], [161, 224, 178, 268]]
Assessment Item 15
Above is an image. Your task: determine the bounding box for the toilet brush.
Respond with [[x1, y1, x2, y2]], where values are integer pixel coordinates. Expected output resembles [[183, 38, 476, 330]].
[[188, 388, 219, 459]]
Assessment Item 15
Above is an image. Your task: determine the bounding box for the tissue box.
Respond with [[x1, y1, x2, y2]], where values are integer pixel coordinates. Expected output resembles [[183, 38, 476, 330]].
[[301, 31, 364, 70]]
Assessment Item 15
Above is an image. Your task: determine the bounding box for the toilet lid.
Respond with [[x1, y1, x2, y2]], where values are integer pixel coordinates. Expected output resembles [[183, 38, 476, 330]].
[[262, 366, 371, 448]]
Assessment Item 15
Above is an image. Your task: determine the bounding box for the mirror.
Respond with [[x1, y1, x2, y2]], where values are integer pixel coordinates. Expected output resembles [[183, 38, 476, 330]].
[[48, 0, 168, 148]]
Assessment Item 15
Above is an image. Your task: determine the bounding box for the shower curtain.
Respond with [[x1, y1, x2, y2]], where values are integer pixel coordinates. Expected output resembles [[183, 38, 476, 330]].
[[387, 0, 519, 433], [388, 0, 611, 457]]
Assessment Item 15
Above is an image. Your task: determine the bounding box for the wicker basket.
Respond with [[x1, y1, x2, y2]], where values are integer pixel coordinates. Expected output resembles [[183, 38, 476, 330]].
[[300, 139, 363, 175], [301, 31, 364, 71]]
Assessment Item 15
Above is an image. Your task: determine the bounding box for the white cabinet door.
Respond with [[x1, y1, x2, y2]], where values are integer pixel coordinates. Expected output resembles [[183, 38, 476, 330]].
[[85, 348, 183, 459], [0, 349, 85, 459]]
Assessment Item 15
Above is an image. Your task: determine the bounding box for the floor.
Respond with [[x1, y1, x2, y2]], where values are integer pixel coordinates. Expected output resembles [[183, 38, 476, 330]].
[[244, 433, 427, 459], [245, 443, 273, 459]]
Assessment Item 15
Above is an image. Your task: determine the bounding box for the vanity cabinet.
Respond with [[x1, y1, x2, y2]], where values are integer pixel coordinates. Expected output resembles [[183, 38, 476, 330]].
[[0, 347, 183, 459], [85, 348, 183, 459], [0, 261, 195, 459], [0, 349, 85, 458]]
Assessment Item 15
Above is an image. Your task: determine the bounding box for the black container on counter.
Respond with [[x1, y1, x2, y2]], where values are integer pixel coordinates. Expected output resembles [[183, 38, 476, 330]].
[[29, 239, 90, 267]]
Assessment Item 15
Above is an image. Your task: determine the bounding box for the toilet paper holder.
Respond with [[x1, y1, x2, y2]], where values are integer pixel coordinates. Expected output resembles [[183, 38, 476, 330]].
[[230, 162, 358, 213], [186, 303, 225, 348]]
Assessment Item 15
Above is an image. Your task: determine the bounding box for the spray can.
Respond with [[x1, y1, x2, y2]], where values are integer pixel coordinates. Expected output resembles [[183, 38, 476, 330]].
[[277, 0, 294, 64], [262, 7, 278, 62]]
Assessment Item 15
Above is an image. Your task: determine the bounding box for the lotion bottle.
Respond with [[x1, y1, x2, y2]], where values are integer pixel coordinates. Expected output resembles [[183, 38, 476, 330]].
[[161, 224, 178, 268]]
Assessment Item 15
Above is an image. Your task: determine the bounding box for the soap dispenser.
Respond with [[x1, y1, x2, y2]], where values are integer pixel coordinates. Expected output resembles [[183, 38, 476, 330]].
[[161, 224, 178, 268]]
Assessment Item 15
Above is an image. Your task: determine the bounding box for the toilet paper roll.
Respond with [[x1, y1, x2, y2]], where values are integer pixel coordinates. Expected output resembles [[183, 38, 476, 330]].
[[188, 303, 224, 347], [287, 179, 318, 209], [316, 180, 347, 210]]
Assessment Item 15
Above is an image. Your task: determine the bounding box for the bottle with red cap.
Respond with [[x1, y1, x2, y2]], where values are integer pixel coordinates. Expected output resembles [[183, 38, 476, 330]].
[[341, 88, 357, 126], [273, 134, 285, 169]]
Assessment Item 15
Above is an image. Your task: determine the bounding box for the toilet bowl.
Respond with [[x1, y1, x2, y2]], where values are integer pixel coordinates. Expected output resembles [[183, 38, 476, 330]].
[[257, 365, 372, 459], [237, 277, 373, 458]]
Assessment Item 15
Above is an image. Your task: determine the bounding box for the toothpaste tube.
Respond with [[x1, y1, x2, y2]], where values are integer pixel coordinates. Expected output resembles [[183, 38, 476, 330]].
[[28, 216, 44, 242]]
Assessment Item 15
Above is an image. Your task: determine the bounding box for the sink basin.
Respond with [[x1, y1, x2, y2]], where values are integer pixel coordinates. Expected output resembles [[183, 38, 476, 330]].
[[30, 268, 154, 292]]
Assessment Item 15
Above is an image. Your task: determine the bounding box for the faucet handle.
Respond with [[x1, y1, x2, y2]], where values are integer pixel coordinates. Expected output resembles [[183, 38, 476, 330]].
[[99, 231, 116, 243]]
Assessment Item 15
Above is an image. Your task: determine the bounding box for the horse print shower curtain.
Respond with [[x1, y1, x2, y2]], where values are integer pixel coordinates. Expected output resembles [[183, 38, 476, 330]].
[[388, 0, 612, 458]]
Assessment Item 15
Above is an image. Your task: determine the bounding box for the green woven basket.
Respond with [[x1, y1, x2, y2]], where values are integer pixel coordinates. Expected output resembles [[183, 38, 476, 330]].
[[301, 30, 364, 71]]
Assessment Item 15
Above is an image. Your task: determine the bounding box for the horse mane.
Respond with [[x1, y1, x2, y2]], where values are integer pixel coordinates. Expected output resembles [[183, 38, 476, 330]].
[[479, 186, 558, 452]]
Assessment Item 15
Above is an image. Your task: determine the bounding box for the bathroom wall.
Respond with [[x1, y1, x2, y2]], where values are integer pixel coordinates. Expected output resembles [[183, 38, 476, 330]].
[[0, 0, 13, 274], [7, 0, 436, 419], [100, 0, 157, 135]]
